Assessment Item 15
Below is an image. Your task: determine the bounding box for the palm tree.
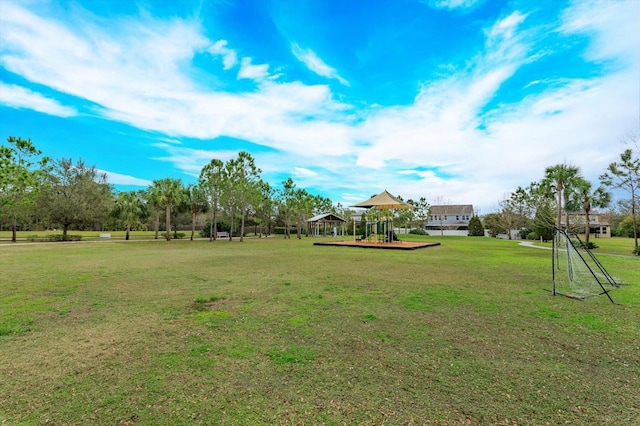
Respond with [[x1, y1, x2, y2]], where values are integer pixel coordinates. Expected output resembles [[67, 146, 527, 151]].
[[182, 184, 209, 240], [146, 182, 165, 239], [569, 179, 611, 244], [111, 191, 148, 240], [151, 178, 183, 241], [542, 163, 581, 230]]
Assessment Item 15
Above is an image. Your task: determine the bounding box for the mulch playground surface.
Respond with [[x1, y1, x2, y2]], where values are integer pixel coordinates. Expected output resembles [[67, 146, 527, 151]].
[[313, 239, 440, 250]]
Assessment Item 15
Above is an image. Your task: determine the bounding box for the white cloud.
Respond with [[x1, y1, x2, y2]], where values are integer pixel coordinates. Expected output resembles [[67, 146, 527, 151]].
[[431, 0, 484, 11], [291, 43, 349, 86], [0, 82, 76, 117], [293, 167, 317, 177], [560, 0, 640, 68], [98, 169, 152, 186], [208, 39, 238, 70], [152, 142, 241, 177], [0, 1, 636, 213], [237, 57, 270, 81]]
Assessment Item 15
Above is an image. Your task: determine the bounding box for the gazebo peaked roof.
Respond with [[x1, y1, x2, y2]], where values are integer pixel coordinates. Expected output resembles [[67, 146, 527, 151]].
[[308, 213, 347, 223], [350, 190, 413, 210]]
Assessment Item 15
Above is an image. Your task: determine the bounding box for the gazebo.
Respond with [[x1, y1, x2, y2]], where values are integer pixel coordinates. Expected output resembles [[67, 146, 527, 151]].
[[307, 213, 347, 237], [350, 190, 413, 242]]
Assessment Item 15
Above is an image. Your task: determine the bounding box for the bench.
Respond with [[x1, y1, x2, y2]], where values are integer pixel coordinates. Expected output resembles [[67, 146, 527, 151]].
[[496, 234, 509, 240], [216, 232, 230, 239], [99, 233, 111, 239]]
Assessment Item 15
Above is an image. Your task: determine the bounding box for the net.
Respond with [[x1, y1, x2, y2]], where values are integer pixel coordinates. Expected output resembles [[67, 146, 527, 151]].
[[551, 228, 620, 302]]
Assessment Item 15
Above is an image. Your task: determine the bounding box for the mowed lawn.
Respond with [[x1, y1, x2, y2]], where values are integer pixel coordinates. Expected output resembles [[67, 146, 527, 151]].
[[1, 236, 638, 425]]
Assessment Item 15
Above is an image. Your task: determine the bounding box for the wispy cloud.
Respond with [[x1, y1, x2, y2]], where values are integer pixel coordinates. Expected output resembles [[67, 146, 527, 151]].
[[430, 0, 484, 11], [208, 40, 238, 70], [98, 170, 152, 186], [293, 167, 317, 178], [0, 0, 637, 212], [0, 82, 76, 117], [237, 57, 270, 81], [560, 0, 640, 68], [291, 43, 349, 86]]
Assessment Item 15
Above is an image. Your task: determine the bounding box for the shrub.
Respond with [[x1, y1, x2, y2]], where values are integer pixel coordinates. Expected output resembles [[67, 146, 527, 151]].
[[33, 234, 83, 242], [409, 228, 427, 235], [467, 215, 484, 236], [274, 227, 297, 235], [200, 221, 231, 238], [163, 232, 186, 239]]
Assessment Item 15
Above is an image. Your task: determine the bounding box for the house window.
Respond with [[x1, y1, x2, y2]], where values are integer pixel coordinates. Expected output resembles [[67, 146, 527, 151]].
[[456, 215, 460, 220]]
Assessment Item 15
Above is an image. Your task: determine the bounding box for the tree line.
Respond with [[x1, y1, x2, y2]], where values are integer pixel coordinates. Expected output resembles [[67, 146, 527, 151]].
[[2, 135, 638, 250], [483, 132, 639, 253], [0, 137, 358, 242]]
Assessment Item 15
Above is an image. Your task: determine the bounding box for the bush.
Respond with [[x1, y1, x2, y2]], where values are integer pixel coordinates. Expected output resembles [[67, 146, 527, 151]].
[[163, 232, 186, 239], [467, 215, 484, 236], [409, 228, 427, 235], [200, 221, 231, 238], [27, 234, 83, 242], [274, 227, 297, 235], [633, 246, 640, 256]]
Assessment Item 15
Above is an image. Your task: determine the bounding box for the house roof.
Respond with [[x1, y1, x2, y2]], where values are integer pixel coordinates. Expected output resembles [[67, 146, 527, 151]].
[[307, 213, 347, 223], [430, 205, 474, 215]]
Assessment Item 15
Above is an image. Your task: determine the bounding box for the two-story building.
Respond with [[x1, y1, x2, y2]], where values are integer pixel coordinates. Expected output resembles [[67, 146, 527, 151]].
[[563, 212, 611, 238], [425, 205, 474, 231]]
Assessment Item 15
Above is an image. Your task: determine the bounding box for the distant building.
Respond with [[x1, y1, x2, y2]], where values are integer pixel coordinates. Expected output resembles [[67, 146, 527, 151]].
[[563, 212, 611, 238], [307, 213, 347, 237], [426, 205, 474, 231]]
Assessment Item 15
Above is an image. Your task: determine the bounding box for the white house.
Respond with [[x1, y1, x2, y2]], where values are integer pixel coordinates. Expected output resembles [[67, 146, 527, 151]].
[[425, 205, 474, 231]]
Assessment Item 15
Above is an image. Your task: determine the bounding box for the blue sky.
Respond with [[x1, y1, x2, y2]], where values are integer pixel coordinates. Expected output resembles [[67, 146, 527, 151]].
[[1, 0, 638, 213]]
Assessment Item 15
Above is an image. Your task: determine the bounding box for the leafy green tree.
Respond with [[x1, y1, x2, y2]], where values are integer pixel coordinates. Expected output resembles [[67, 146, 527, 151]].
[[0, 137, 50, 242], [397, 196, 416, 231], [293, 188, 315, 239], [600, 148, 639, 250], [532, 200, 555, 241], [617, 215, 637, 238], [225, 151, 261, 242], [199, 158, 226, 241], [541, 162, 581, 229], [482, 213, 506, 237], [508, 186, 533, 230], [413, 197, 431, 229], [39, 158, 113, 239], [253, 180, 275, 237], [111, 190, 148, 240], [151, 178, 183, 241], [314, 195, 334, 216], [278, 178, 297, 239], [467, 215, 484, 236]]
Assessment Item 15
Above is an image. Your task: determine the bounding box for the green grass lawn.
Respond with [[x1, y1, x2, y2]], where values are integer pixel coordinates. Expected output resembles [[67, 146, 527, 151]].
[[1, 236, 638, 424]]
